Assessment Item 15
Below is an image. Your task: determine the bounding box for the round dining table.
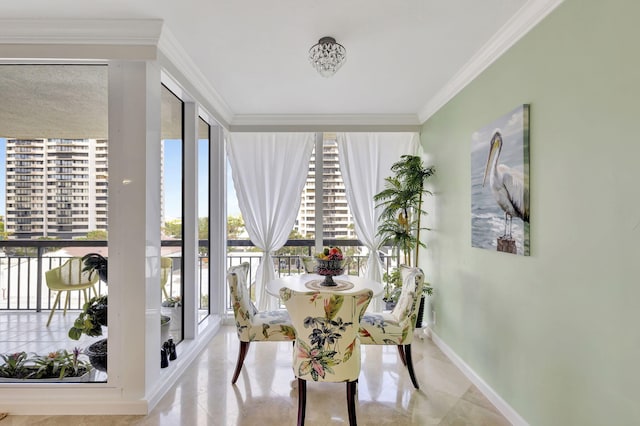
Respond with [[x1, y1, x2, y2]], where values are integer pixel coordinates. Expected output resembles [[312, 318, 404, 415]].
[[267, 273, 384, 298]]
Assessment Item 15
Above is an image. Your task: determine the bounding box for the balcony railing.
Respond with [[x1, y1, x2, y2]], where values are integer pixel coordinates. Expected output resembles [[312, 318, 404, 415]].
[[0, 239, 395, 312]]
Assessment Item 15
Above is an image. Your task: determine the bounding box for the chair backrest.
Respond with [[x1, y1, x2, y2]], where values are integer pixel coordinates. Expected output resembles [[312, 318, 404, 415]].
[[300, 256, 316, 273], [160, 257, 172, 286], [280, 288, 373, 382], [227, 263, 258, 338], [46, 257, 98, 288], [390, 265, 424, 326]]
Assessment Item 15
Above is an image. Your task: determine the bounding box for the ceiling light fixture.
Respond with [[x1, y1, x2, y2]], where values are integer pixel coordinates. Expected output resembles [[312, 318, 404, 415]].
[[309, 36, 346, 78]]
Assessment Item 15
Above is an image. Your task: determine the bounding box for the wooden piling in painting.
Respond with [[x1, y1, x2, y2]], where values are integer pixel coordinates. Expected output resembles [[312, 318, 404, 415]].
[[497, 236, 516, 254]]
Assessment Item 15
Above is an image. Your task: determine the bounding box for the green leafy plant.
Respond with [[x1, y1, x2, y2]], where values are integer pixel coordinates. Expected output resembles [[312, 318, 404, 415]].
[[68, 295, 108, 340], [81, 252, 108, 283], [31, 348, 91, 379], [0, 349, 91, 380], [383, 268, 433, 305], [382, 268, 402, 302], [374, 155, 434, 267], [162, 296, 182, 307], [0, 352, 29, 379]]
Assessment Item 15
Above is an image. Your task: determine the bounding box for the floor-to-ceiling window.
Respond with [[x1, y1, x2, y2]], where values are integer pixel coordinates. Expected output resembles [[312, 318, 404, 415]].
[[197, 117, 210, 322], [160, 84, 184, 344], [0, 64, 109, 382], [225, 132, 359, 304]]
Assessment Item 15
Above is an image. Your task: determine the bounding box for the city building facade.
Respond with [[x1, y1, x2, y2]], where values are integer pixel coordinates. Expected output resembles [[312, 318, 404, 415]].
[[295, 135, 356, 239], [5, 138, 108, 239]]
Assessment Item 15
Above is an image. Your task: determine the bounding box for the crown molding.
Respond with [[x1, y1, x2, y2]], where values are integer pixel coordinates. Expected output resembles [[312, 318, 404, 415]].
[[418, 0, 564, 123], [157, 27, 234, 125], [0, 19, 163, 45], [229, 113, 421, 132]]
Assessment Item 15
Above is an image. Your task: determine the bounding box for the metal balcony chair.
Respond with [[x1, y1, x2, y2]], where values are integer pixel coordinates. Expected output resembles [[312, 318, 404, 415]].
[[281, 287, 373, 426], [299, 255, 316, 274], [45, 257, 100, 327], [227, 262, 296, 384], [160, 256, 173, 300], [358, 265, 425, 389]]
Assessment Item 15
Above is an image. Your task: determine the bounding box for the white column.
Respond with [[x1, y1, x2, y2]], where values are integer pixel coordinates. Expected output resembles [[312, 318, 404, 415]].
[[108, 59, 162, 401], [209, 126, 227, 316]]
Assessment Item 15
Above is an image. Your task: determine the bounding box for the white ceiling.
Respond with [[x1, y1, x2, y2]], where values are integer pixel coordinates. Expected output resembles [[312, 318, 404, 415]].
[[0, 0, 561, 131]]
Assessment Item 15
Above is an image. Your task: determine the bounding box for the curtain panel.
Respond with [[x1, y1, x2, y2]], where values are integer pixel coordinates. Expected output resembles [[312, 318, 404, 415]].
[[337, 132, 419, 311], [227, 132, 314, 310]]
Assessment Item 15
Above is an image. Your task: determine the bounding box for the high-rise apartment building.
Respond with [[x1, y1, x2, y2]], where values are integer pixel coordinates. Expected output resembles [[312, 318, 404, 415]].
[[295, 136, 356, 239], [5, 138, 108, 239]]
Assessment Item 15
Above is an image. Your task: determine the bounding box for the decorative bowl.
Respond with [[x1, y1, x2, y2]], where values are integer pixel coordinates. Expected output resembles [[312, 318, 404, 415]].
[[316, 259, 345, 286]]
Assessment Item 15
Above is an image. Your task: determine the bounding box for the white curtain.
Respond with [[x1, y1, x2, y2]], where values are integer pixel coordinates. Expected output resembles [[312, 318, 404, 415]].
[[337, 132, 419, 311], [227, 132, 315, 310]]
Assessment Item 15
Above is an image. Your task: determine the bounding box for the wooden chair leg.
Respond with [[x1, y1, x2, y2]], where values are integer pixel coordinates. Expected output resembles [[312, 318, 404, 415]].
[[46, 291, 62, 327], [231, 341, 250, 384], [297, 378, 306, 426], [396, 345, 407, 366], [405, 344, 419, 389], [346, 380, 358, 426]]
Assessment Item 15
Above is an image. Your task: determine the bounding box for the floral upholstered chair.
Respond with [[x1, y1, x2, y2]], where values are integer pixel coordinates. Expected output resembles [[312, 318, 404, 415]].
[[280, 287, 373, 426], [227, 263, 296, 384], [358, 265, 424, 389]]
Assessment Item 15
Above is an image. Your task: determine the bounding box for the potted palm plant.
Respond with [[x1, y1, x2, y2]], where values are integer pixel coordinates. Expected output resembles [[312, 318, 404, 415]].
[[374, 155, 434, 315]]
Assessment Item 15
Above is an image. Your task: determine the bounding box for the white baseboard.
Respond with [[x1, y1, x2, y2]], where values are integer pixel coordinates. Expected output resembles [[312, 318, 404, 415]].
[[429, 330, 529, 426]]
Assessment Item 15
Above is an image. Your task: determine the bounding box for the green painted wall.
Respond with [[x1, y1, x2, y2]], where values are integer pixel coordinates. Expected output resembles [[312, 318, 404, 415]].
[[420, 1, 640, 424]]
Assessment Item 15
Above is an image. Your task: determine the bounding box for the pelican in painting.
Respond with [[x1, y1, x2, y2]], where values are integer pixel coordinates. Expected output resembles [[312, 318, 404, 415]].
[[483, 131, 529, 238]]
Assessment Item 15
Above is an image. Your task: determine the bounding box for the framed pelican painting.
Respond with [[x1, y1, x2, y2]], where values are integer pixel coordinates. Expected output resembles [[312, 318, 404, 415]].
[[471, 104, 530, 255]]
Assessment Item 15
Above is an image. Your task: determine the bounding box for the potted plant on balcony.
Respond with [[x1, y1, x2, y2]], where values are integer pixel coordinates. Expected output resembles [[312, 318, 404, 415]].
[[0, 349, 92, 382], [374, 155, 434, 317], [81, 253, 108, 283], [68, 295, 108, 371]]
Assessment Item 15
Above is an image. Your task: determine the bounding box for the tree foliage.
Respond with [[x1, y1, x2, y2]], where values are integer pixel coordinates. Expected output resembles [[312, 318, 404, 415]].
[[199, 217, 209, 240], [80, 230, 108, 240], [163, 219, 182, 238], [227, 215, 245, 239]]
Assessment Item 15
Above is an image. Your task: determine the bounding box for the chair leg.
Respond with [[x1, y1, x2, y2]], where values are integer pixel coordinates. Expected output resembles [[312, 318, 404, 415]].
[[62, 291, 71, 316], [46, 292, 62, 327], [396, 345, 407, 366], [404, 344, 420, 389], [82, 289, 89, 305], [346, 380, 358, 426], [231, 341, 250, 384], [297, 378, 306, 426]]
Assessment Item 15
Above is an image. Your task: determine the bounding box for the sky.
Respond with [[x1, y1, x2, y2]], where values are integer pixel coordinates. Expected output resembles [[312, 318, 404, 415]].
[[164, 139, 240, 220]]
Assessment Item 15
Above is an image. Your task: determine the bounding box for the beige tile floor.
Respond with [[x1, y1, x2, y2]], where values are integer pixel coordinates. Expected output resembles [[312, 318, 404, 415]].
[[1, 326, 511, 425]]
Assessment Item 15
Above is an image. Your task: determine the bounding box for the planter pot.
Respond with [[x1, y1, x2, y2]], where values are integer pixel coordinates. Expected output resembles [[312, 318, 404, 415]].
[[162, 306, 182, 337], [86, 338, 108, 372], [0, 369, 91, 383], [161, 315, 171, 342]]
